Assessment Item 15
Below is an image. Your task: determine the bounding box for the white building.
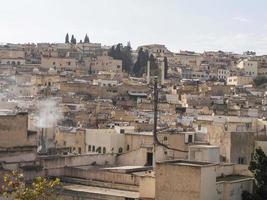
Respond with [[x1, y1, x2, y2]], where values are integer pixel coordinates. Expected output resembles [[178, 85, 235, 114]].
[[217, 68, 230, 80], [85, 128, 125, 154], [237, 60, 258, 77]]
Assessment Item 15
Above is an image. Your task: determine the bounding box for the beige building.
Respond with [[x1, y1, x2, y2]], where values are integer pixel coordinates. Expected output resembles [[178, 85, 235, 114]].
[[84, 52, 122, 74], [156, 160, 253, 200], [156, 160, 217, 200], [41, 56, 77, 70], [55, 127, 86, 154], [226, 76, 253, 86], [31, 73, 60, 88], [0, 112, 36, 148], [171, 52, 202, 69]]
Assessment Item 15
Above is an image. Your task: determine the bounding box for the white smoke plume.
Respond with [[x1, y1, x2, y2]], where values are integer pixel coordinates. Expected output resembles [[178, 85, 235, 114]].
[[35, 98, 63, 128]]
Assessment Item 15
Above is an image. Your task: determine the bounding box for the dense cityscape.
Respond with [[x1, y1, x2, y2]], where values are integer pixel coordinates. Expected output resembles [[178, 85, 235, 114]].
[[0, 0, 267, 199], [0, 33, 266, 199]]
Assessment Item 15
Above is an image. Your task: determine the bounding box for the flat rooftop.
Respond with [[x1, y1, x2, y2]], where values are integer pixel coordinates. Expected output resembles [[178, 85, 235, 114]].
[[157, 159, 217, 167], [217, 175, 253, 183], [189, 145, 219, 149], [102, 165, 152, 173], [63, 184, 139, 198]]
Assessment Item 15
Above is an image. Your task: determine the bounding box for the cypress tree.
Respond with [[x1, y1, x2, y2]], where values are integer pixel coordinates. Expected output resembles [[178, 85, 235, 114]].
[[65, 33, 69, 43], [84, 34, 90, 43], [164, 56, 168, 78]]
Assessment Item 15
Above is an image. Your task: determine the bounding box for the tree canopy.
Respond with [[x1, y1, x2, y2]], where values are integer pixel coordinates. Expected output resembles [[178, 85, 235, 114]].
[[0, 171, 61, 200], [84, 34, 90, 43], [108, 42, 133, 73], [132, 47, 149, 77], [65, 33, 69, 43], [70, 34, 77, 44], [254, 76, 267, 87], [164, 56, 168, 78], [242, 148, 267, 200]]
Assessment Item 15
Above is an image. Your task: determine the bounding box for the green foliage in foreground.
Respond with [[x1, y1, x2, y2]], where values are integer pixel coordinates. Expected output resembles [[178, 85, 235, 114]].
[[0, 171, 61, 200]]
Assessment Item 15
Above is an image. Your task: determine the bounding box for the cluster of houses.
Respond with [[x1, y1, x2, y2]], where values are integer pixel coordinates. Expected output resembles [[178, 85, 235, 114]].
[[0, 40, 266, 200]]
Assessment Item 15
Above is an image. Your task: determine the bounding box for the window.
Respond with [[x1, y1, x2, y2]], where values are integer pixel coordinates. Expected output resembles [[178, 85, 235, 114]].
[[63, 141, 66, 146], [117, 65, 121, 69], [88, 145, 91, 152], [103, 147, 106, 154], [198, 124, 201, 131], [118, 147, 123, 153], [78, 147, 81, 154], [238, 157, 245, 164], [92, 146, 95, 152], [120, 129, 125, 134], [126, 145, 130, 151], [188, 135, 193, 143], [163, 136, 168, 141]]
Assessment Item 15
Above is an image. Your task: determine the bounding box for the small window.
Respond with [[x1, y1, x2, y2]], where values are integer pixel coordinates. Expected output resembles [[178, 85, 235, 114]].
[[163, 136, 168, 141], [78, 147, 81, 154], [117, 65, 121, 69], [88, 145, 91, 152], [120, 129, 125, 134], [127, 145, 130, 151], [118, 147, 123, 153], [103, 147, 106, 154], [238, 157, 244, 164], [92, 146, 95, 152], [188, 135, 193, 143]]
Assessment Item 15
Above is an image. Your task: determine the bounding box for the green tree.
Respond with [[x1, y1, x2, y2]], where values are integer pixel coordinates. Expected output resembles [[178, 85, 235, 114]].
[[84, 34, 90, 43], [249, 148, 267, 199], [133, 48, 149, 77], [122, 42, 133, 72], [70, 34, 76, 44], [254, 76, 267, 87], [108, 43, 133, 73], [0, 171, 61, 200], [164, 56, 168, 79], [65, 33, 69, 43], [149, 54, 159, 75]]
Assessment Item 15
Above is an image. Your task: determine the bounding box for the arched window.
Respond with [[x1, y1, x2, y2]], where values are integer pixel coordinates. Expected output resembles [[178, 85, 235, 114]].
[[88, 145, 91, 152], [118, 147, 123, 153], [103, 147, 106, 154], [97, 147, 101, 153], [92, 146, 95, 152]]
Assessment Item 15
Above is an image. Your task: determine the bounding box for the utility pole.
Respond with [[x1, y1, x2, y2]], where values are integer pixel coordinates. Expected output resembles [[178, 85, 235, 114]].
[[153, 77, 158, 167]]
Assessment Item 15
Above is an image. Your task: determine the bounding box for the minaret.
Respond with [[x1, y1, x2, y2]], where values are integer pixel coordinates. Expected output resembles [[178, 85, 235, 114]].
[[160, 61, 165, 85], [147, 60, 150, 84]]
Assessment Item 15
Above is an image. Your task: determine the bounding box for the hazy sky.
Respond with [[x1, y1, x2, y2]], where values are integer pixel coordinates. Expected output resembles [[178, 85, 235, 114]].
[[1, 0, 267, 54]]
